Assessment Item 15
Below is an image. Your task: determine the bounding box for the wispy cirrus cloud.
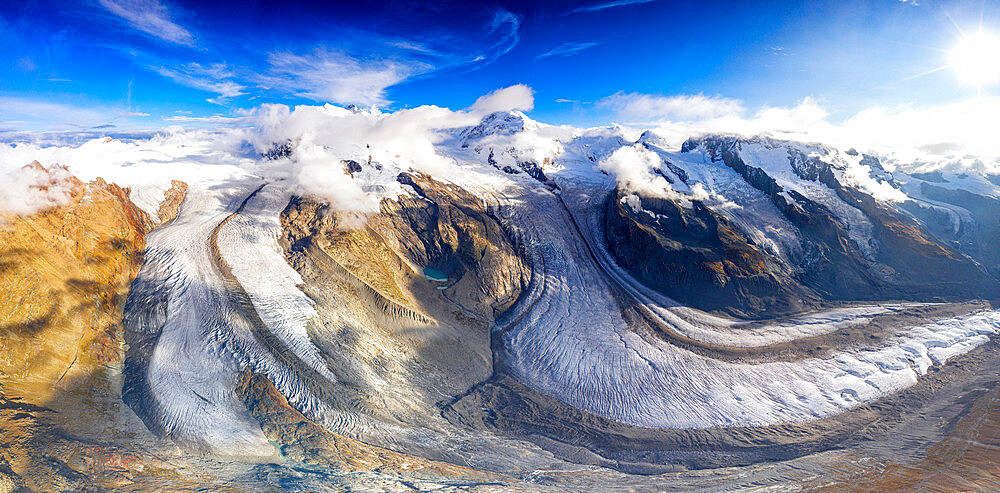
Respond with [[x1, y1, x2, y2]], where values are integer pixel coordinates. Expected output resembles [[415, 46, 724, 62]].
[[97, 0, 195, 46], [131, 7, 519, 108], [90, 5, 521, 110], [597, 92, 746, 123], [476, 9, 521, 64], [259, 50, 428, 107], [150, 63, 246, 104], [537, 41, 600, 60], [162, 114, 249, 124], [0, 96, 151, 132], [570, 0, 658, 14]]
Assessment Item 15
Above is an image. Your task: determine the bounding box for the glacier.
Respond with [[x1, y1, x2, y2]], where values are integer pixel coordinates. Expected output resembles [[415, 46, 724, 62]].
[[58, 106, 994, 457]]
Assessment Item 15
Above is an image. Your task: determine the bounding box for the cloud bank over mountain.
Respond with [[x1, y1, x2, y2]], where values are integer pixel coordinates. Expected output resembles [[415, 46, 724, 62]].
[[2, 83, 998, 219]]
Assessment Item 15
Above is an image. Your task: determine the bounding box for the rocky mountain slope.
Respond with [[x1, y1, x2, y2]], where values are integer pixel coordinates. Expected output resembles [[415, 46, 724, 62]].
[[604, 136, 999, 318], [3, 109, 1000, 490], [0, 163, 183, 489]]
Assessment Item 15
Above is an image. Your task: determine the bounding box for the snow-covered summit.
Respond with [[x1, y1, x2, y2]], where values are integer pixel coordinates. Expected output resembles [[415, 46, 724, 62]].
[[458, 110, 541, 146]]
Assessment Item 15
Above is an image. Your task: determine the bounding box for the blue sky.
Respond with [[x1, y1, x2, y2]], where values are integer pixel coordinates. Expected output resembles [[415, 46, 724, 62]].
[[1, 0, 997, 133]]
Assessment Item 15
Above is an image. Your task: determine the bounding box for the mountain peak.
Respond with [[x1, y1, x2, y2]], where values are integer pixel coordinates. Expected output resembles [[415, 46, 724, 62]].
[[460, 110, 540, 144]]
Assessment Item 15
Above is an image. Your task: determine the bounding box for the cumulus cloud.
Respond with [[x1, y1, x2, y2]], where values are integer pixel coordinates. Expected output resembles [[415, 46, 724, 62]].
[[244, 97, 497, 213], [97, 0, 195, 46], [598, 145, 675, 199], [537, 41, 600, 60], [6, 84, 998, 221], [665, 96, 999, 166], [592, 90, 1000, 172], [469, 84, 535, 114], [0, 163, 76, 218], [292, 141, 380, 214], [835, 98, 1000, 161], [234, 84, 532, 213], [597, 93, 746, 123], [0, 128, 253, 218]]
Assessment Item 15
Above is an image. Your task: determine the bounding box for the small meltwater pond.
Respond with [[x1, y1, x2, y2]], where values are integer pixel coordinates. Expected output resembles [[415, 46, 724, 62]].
[[422, 267, 449, 282]]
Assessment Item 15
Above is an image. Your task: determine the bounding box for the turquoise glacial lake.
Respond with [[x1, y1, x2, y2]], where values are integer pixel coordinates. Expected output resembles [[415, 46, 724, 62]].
[[422, 267, 448, 282]]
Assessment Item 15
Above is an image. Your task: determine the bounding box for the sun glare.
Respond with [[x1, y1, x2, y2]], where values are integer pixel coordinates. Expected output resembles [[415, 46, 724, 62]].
[[948, 30, 1000, 87]]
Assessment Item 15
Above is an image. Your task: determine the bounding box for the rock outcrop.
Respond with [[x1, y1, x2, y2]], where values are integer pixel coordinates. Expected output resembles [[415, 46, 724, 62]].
[[604, 136, 1000, 317], [0, 163, 187, 490], [606, 189, 817, 318]]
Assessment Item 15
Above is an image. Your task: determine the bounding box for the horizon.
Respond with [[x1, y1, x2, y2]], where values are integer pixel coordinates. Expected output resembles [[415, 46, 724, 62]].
[[2, 0, 999, 140]]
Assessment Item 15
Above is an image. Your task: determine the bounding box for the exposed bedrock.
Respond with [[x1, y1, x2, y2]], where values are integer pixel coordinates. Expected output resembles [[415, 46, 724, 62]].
[[605, 188, 817, 318], [0, 165, 189, 490], [275, 172, 533, 463], [611, 135, 1000, 317], [282, 172, 529, 321], [902, 181, 1000, 279]]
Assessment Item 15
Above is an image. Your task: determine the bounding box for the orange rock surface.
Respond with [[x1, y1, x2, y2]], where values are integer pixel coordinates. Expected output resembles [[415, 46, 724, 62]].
[[0, 163, 186, 489]]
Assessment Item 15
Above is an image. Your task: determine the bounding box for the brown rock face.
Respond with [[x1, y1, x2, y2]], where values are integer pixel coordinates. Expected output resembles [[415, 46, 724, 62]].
[[282, 172, 529, 320], [0, 164, 186, 490], [689, 136, 999, 304], [277, 172, 530, 466], [609, 136, 1000, 318], [605, 189, 816, 318], [0, 167, 152, 403], [156, 179, 189, 224]]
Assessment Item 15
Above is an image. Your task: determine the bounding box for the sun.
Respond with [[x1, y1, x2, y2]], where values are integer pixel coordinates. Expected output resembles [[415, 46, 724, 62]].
[[948, 30, 1000, 87]]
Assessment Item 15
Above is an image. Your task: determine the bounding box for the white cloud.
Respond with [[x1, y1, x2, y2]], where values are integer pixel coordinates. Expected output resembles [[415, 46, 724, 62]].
[[537, 41, 601, 60], [597, 93, 746, 123], [0, 128, 252, 218], [0, 163, 76, 218], [598, 145, 671, 198], [571, 0, 658, 13], [151, 63, 245, 104], [97, 0, 195, 46], [469, 84, 535, 114], [7, 84, 999, 221], [475, 9, 521, 65], [834, 98, 1000, 161], [0, 96, 153, 132], [261, 49, 428, 107], [242, 85, 533, 212], [388, 40, 439, 55], [162, 115, 248, 123], [599, 91, 1000, 166], [243, 101, 476, 212]]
